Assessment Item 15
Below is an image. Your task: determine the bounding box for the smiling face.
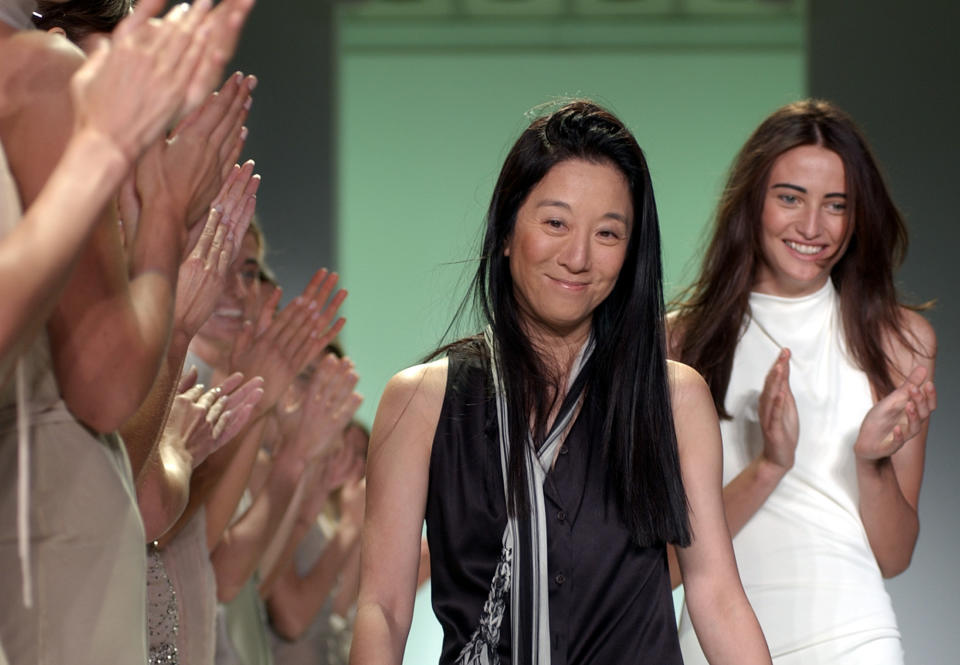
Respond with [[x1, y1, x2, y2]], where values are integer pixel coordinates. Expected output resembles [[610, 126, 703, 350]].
[[754, 144, 850, 297], [504, 159, 632, 342]]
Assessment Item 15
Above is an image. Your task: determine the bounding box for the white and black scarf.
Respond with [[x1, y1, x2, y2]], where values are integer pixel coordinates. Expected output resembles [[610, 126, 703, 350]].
[[456, 328, 593, 665]]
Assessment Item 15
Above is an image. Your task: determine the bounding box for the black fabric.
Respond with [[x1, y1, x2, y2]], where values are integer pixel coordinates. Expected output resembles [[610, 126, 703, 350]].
[[425, 341, 683, 665]]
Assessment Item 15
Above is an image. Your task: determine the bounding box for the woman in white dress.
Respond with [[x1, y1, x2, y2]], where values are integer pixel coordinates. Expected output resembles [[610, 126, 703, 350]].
[[670, 99, 937, 664]]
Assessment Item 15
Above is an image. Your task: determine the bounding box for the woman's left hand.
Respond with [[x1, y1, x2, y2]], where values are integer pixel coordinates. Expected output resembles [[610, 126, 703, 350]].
[[284, 354, 362, 463], [174, 162, 260, 340], [854, 365, 937, 461], [167, 368, 264, 467], [133, 72, 254, 236]]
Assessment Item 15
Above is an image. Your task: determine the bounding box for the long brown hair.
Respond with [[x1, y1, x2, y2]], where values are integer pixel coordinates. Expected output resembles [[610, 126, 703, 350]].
[[672, 99, 926, 416]]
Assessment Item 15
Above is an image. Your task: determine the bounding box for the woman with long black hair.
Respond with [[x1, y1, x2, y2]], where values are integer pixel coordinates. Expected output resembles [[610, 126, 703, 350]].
[[351, 100, 771, 664]]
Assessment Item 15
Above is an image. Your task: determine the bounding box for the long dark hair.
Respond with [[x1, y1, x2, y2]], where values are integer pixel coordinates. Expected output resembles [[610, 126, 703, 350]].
[[672, 99, 927, 416], [32, 0, 131, 43], [439, 100, 690, 547]]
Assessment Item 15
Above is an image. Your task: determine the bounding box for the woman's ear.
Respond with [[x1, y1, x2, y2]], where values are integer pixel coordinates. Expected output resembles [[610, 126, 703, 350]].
[[47, 27, 67, 37]]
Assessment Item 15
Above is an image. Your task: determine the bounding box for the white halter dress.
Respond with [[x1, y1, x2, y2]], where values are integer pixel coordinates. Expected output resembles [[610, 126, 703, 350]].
[[678, 280, 903, 664]]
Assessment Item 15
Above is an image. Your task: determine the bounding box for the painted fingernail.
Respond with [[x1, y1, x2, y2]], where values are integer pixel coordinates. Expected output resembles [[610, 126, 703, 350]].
[[247, 75, 258, 91], [240, 126, 249, 140], [243, 97, 253, 111]]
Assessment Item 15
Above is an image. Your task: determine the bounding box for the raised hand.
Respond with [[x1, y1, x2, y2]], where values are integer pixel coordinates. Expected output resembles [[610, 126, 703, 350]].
[[170, 368, 265, 469], [285, 354, 363, 463], [175, 163, 261, 339], [758, 348, 799, 471], [181, 0, 257, 115], [69, 0, 215, 165], [229, 269, 348, 418], [134, 72, 256, 235], [854, 366, 937, 461]]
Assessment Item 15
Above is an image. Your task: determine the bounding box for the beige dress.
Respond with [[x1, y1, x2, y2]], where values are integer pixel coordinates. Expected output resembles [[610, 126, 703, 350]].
[[0, 140, 148, 664], [160, 506, 218, 665]]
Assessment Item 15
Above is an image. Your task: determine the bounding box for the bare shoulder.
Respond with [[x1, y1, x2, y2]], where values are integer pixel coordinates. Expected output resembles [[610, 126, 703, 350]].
[[370, 358, 449, 457], [0, 33, 84, 203], [888, 307, 937, 378], [0, 32, 83, 114], [666, 359, 712, 411], [666, 360, 721, 457], [898, 307, 936, 357], [380, 358, 448, 415]]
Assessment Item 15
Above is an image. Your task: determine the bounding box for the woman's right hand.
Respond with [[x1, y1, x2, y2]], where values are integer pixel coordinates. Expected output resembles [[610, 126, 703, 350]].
[[174, 162, 260, 341], [854, 365, 936, 461], [69, 0, 214, 166], [758, 348, 799, 472], [132, 72, 255, 238], [287, 354, 362, 463], [229, 269, 347, 419], [170, 367, 265, 469]]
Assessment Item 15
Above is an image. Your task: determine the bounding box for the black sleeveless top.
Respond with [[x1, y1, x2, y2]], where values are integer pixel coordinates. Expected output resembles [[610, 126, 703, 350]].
[[425, 341, 683, 665]]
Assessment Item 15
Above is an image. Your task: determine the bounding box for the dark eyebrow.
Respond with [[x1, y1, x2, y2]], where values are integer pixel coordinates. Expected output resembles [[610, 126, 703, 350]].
[[771, 183, 806, 193], [772, 183, 846, 198], [536, 199, 629, 224]]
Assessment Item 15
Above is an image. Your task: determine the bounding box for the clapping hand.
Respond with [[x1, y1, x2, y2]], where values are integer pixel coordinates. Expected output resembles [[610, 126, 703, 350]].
[[70, 0, 213, 167], [168, 366, 265, 468], [854, 366, 936, 461], [758, 348, 799, 472], [229, 269, 347, 419], [132, 72, 256, 239], [175, 162, 260, 340], [285, 354, 362, 464]]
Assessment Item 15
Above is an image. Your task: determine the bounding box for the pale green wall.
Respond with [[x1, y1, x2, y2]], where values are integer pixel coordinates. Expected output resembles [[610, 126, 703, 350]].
[[337, 19, 804, 663]]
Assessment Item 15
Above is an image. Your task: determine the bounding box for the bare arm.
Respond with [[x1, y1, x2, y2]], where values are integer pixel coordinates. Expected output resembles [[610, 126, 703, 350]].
[[137, 369, 263, 542], [0, 0, 215, 383], [213, 354, 360, 601], [670, 361, 771, 665], [210, 443, 306, 602], [266, 510, 361, 640], [122, 160, 260, 477], [666, 325, 797, 587], [855, 310, 936, 577], [350, 361, 445, 665]]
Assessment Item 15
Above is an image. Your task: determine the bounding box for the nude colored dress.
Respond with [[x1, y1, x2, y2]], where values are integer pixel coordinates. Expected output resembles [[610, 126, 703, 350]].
[[0, 140, 148, 664]]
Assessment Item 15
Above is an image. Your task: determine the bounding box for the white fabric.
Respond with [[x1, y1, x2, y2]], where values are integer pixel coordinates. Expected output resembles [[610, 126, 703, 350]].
[[0, 0, 36, 30], [0, 137, 32, 608], [678, 280, 902, 664]]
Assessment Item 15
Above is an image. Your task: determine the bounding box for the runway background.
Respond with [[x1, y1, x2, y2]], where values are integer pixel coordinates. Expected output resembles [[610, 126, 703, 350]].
[[228, 0, 958, 661]]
